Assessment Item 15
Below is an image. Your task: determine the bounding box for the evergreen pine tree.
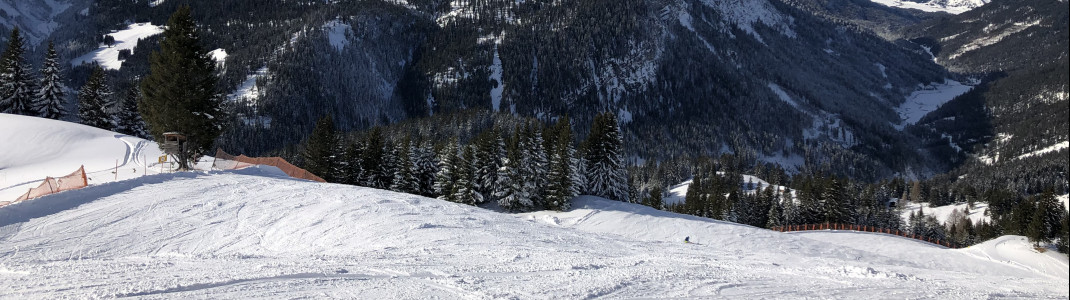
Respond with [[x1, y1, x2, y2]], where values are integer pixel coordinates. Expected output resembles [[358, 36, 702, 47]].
[[329, 139, 348, 182], [452, 145, 484, 205], [544, 117, 575, 211], [1057, 213, 1068, 255], [380, 140, 398, 188], [798, 181, 822, 224], [584, 112, 628, 202], [434, 139, 460, 201], [822, 178, 851, 224], [412, 141, 439, 197], [643, 186, 664, 210], [782, 190, 800, 225], [115, 86, 148, 138], [520, 122, 548, 209], [77, 66, 115, 130], [360, 127, 386, 188], [473, 129, 504, 200], [342, 142, 363, 185], [390, 137, 419, 194], [0, 27, 37, 115], [302, 115, 338, 182], [497, 130, 530, 211], [1027, 191, 1064, 247], [35, 41, 67, 119], [767, 191, 785, 229], [571, 149, 588, 197], [139, 6, 224, 170]]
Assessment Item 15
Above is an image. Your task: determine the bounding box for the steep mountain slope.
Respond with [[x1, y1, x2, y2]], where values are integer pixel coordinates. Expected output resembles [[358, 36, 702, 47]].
[[903, 0, 1068, 193], [1, 169, 1065, 298], [0, 0, 95, 59], [33, 0, 957, 180], [787, 0, 942, 39]]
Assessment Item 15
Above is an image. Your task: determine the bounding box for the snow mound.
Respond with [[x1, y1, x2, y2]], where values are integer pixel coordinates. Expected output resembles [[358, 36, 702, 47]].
[[70, 22, 163, 70], [0, 113, 170, 201], [0, 113, 214, 202]]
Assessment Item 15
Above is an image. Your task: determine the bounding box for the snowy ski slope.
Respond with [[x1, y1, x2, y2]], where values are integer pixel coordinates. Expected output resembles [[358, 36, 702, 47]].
[[0, 113, 1066, 298]]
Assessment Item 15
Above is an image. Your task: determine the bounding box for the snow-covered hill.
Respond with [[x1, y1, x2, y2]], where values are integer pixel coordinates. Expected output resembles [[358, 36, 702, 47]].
[[2, 113, 1066, 298], [70, 22, 163, 70], [0, 113, 206, 202], [664, 173, 794, 205], [0, 170, 1066, 298]]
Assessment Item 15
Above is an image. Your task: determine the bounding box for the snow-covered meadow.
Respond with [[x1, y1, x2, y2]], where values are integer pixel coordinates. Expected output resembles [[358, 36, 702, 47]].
[[70, 22, 164, 70], [0, 113, 1066, 298]]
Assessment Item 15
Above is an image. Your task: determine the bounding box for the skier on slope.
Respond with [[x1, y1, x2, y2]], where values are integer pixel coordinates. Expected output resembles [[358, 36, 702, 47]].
[[684, 236, 690, 243]]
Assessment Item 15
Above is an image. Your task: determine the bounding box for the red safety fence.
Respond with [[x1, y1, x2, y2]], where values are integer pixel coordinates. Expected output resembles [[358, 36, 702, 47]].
[[1, 166, 88, 208], [771, 223, 960, 249], [212, 149, 326, 183]]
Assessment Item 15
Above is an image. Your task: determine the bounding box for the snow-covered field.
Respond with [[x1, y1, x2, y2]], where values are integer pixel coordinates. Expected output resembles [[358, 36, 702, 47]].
[[896, 79, 974, 127], [867, 0, 988, 14], [901, 201, 991, 224], [1, 113, 1066, 298], [70, 22, 164, 70], [664, 173, 793, 205], [1, 171, 1066, 298]]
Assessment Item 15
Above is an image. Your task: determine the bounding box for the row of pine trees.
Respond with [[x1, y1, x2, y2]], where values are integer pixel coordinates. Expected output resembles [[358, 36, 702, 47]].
[[0, 29, 67, 119], [302, 112, 629, 212], [0, 27, 148, 138]]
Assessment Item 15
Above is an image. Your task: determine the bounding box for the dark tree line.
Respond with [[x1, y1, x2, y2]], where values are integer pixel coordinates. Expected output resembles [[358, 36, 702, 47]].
[[301, 111, 628, 212]]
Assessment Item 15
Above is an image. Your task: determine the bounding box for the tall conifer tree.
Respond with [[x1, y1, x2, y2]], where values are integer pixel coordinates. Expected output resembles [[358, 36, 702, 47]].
[[584, 112, 628, 202], [545, 117, 576, 211], [435, 139, 460, 201], [497, 130, 529, 211], [302, 115, 338, 182], [78, 66, 114, 130], [115, 86, 148, 138], [140, 6, 224, 170], [360, 127, 386, 187], [1, 27, 37, 115], [391, 137, 419, 194], [520, 122, 548, 208], [412, 141, 439, 197], [36, 41, 67, 119]]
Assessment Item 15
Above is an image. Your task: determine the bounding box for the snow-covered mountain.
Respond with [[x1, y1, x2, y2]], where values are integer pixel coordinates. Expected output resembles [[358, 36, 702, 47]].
[[900, 0, 1068, 191], [0, 0, 89, 46], [28, 0, 957, 180], [867, 0, 990, 14]]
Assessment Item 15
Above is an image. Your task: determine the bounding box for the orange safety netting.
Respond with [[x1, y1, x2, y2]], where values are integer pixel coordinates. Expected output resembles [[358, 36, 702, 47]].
[[771, 222, 960, 248], [212, 149, 326, 182], [6, 166, 88, 205]]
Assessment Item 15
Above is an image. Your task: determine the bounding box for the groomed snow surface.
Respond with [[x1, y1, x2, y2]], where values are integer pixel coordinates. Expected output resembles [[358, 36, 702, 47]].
[[1, 113, 1067, 298]]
